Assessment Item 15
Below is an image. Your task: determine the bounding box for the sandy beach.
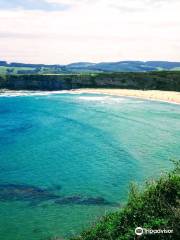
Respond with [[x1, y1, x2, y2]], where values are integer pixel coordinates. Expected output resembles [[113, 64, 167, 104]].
[[73, 88, 180, 104]]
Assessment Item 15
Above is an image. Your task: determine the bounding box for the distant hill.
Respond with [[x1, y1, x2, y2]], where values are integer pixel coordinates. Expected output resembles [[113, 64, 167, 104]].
[[0, 60, 180, 74], [66, 62, 95, 68]]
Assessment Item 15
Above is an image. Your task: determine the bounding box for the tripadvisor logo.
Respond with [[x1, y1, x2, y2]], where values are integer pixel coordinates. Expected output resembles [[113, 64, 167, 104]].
[[135, 227, 143, 236], [135, 227, 173, 236]]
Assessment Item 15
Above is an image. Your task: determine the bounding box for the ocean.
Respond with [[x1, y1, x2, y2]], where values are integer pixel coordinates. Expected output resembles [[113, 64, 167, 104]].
[[0, 91, 179, 240]]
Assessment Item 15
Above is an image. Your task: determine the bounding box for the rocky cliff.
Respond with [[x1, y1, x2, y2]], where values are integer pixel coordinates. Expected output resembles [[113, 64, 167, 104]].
[[0, 72, 180, 91]]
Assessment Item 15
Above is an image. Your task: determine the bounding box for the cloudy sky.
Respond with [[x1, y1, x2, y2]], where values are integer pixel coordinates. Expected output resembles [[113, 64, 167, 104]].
[[0, 0, 180, 64]]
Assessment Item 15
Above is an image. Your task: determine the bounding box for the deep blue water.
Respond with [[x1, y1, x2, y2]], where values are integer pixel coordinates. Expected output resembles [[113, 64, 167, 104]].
[[0, 91, 180, 240]]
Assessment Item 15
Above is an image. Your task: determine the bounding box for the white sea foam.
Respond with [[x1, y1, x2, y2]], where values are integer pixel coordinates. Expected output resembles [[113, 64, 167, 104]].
[[0, 90, 125, 103], [78, 96, 108, 101], [0, 90, 72, 97], [0, 90, 146, 105], [77, 95, 128, 105]]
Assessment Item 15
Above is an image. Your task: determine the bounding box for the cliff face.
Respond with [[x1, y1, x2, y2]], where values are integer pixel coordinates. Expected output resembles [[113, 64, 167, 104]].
[[0, 72, 180, 91]]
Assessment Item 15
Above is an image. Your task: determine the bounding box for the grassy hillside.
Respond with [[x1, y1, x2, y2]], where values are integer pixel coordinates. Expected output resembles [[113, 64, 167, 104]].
[[1, 61, 180, 74], [0, 66, 36, 75], [69, 161, 180, 240]]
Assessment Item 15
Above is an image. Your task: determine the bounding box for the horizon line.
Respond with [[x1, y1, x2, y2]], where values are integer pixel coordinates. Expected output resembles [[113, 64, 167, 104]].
[[1, 59, 180, 66]]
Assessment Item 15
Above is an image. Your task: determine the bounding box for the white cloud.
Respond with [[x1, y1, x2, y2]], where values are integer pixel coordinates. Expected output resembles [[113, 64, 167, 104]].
[[0, 0, 180, 64]]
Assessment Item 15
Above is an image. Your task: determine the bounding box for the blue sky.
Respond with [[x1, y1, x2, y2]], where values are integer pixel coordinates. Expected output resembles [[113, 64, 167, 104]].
[[0, 0, 180, 64], [0, 0, 69, 11]]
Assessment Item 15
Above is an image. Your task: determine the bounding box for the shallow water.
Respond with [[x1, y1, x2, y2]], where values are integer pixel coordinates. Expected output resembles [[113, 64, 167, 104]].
[[0, 91, 180, 240]]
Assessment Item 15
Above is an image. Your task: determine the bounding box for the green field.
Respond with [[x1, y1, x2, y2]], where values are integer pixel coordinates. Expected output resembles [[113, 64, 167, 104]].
[[0, 66, 36, 74]]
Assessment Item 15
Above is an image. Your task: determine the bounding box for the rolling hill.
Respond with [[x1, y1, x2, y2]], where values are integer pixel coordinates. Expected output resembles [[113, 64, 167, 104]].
[[1, 60, 180, 74]]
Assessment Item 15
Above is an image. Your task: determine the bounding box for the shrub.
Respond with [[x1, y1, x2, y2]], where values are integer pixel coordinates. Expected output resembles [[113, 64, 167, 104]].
[[71, 160, 180, 240]]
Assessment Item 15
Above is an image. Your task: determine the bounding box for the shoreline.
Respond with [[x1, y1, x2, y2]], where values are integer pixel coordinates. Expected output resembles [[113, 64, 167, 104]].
[[72, 88, 180, 105], [1, 88, 180, 105]]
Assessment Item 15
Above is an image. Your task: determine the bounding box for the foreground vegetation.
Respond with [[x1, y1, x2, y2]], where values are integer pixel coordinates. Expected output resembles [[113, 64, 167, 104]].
[[70, 161, 180, 240]]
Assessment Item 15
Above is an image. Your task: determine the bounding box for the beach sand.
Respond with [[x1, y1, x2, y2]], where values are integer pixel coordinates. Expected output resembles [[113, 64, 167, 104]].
[[73, 89, 180, 104]]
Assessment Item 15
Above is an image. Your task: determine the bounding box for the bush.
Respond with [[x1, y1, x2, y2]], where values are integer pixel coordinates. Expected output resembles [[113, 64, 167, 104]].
[[71, 160, 180, 240]]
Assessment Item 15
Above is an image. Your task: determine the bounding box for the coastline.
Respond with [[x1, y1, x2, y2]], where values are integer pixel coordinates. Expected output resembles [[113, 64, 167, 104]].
[[1, 88, 180, 105], [72, 88, 180, 105]]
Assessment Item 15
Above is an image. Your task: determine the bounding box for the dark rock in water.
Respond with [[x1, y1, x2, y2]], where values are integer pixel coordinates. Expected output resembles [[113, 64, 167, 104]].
[[0, 183, 117, 207], [0, 184, 59, 203], [82, 197, 110, 205], [54, 196, 113, 206], [55, 196, 82, 205]]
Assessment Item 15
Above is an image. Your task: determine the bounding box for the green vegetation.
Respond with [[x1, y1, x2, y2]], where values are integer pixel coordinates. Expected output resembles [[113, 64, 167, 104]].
[[0, 66, 68, 75], [0, 66, 37, 75], [70, 161, 180, 240], [172, 67, 180, 71], [0, 71, 180, 91], [1, 60, 180, 73]]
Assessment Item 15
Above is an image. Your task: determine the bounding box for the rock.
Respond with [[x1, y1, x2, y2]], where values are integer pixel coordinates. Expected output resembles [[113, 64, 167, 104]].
[[0, 183, 118, 207], [0, 183, 59, 203], [55, 196, 112, 206]]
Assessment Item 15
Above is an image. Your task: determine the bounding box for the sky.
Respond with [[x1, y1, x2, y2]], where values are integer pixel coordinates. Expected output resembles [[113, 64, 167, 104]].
[[0, 0, 180, 64]]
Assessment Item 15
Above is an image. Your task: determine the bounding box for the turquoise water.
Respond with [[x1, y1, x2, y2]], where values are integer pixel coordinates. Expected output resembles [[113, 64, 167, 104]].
[[0, 91, 180, 240]]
